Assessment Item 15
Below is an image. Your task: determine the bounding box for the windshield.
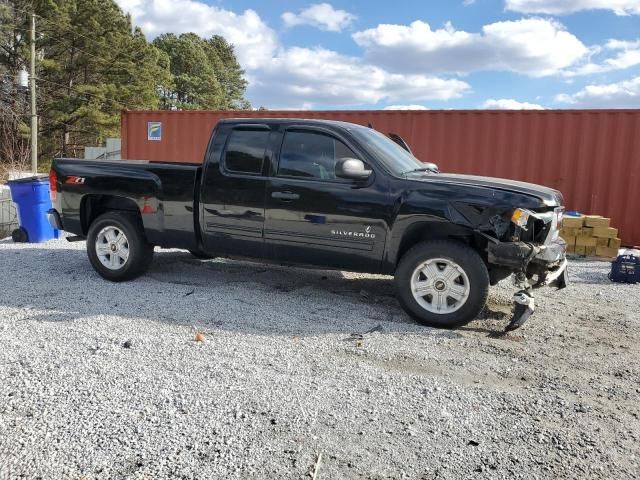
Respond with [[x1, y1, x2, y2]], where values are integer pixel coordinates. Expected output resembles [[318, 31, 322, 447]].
[[347, 126, 429, 176]]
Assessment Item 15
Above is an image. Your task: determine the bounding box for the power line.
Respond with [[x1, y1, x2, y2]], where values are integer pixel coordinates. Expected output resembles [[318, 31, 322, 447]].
[[35, 76, 139, 109], [0, 4, 35, 17], [29, 11, 110, 48], [37, 114, 102, 138], [38, 31, 114, 64], [1, 25, 123, 64], [2, 9, 150, 66], [11, 7, 149, 60], [37, 26, 151, 64], [1, 73, 141, 109], [3, 3, 148, 51], [0, 87, 28, 107]]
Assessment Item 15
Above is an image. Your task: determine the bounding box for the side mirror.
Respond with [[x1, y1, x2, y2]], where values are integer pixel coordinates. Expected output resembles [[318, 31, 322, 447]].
[[335, 158, 372, 180], [423, 162, 440, 173]]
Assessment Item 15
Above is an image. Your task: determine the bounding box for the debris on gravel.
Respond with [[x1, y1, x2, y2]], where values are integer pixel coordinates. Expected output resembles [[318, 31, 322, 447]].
[[0, 237, 638, 479]]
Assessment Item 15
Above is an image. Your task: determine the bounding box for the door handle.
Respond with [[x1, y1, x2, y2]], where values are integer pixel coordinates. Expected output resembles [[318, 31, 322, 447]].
[[272, 191, 300, 201]]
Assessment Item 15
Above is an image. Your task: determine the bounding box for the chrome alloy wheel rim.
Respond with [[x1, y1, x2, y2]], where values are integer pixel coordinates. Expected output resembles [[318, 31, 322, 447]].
[[96, 226, 130, 270], [410, 258, 470, 314]]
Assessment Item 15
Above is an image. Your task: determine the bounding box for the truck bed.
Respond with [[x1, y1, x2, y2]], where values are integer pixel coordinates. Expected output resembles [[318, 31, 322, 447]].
[[51, 158, 202, 249]]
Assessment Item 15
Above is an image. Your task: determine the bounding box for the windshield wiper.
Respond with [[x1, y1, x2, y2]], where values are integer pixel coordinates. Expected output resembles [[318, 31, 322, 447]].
[[402, 166, 438, 176]]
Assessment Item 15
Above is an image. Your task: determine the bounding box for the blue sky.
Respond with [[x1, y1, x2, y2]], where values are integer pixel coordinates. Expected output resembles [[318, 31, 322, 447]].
[[117, 0, 640, 110]]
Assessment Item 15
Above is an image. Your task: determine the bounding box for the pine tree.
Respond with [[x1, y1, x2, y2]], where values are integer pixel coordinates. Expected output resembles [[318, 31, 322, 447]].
[[0, 0, 250, 168], [34, 0, 171, 157], [153, 33, 249, 110], [207, 35, 249, 109], [0, 0, 173, 162], [153, 33, 224, 110]]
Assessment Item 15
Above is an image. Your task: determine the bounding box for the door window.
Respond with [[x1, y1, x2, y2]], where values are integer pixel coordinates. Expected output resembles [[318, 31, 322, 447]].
[[278, 131, 358, 181], [224, 129, 270, 175]]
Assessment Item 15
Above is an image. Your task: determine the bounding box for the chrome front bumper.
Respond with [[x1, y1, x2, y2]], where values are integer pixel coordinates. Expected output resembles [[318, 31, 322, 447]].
[[487, 237, 568, 290], [531, 238, 568, 289], [536, 258, 568, 289], [534, 237, 566, 264]]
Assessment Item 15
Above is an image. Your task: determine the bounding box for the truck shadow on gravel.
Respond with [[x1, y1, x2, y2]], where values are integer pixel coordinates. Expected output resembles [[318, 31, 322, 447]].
[[0, 241, 513, 338]]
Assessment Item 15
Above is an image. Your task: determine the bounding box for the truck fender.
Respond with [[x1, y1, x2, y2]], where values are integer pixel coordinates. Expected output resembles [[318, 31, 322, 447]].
[[382, 217, 478, 274], [77, 171, 164, 242]]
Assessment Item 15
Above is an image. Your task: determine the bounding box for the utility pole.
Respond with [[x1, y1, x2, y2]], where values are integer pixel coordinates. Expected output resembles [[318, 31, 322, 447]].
[[29, 13, 37, 174]]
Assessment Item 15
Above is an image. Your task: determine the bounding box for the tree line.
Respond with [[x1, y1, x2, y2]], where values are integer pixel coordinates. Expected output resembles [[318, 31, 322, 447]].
[[0, 0, 250, 175]]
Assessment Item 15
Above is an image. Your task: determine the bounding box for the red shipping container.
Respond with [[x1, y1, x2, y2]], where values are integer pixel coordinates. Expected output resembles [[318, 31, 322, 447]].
[[121, 109, 640, 247]]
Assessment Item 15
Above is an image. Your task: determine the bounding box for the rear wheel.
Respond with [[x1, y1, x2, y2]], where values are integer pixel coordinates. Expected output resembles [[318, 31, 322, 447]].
[[395, 240, 489, 328], [87, 212, 154, 282]]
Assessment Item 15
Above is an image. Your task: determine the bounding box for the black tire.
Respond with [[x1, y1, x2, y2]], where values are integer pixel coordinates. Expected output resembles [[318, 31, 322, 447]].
[[11, 227, 28, 243], [395, 240, 489, 329], [188, 248, 215, 259], [86, 212, 154, 282]]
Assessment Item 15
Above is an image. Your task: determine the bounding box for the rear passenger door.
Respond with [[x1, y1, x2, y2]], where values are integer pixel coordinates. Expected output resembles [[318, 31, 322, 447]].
[[200, 125, 271, 257], [264, 127, 389, 272]]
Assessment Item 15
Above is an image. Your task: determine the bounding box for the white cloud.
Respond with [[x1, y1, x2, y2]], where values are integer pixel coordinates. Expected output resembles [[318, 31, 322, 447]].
[[353, 18, 588, 76], [282, 3, 355, 32], [249, 47, 470, 108], [383, 105, 430, 110], [506, 0, 640, 15], [482, 98, 546, 109], [555, 76, 640, 107], [564, 39, 640, 76], [116, 0, 471, 109], [606, 39, 640, 50], [115, 0, 278, 69]]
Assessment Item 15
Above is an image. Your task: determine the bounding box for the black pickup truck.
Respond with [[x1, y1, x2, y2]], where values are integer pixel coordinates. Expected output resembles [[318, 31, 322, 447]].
[[49, 119, 567, 330]]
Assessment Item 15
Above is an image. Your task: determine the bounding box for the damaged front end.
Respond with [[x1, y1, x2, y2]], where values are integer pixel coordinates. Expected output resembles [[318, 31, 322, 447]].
[[448, 202, 568, 331], [488, 237, 568, 331], [486, 207, 568, 285], [487, 207, 568, 330], [487, 237, 568, 289]]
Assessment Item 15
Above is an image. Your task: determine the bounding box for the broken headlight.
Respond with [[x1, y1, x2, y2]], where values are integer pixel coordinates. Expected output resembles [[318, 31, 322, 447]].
[[553, 206, 565, 231], [511, 208, 532, 230], [545, 206, 565, 244]]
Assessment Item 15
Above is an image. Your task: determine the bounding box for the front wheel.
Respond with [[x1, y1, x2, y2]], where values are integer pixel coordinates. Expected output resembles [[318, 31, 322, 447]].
[[395, 240, 489, 329], [87, 212, 154, 282]]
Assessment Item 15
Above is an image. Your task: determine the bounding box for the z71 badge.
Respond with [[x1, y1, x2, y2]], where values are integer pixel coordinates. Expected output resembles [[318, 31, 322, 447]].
[[65, 176, 85, 184]]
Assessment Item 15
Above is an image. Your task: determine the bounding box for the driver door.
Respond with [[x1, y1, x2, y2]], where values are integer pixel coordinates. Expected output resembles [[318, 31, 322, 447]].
[[264, 127, 389, 272]]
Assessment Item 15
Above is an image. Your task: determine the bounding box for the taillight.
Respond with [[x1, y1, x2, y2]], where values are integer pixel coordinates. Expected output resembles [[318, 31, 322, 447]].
[[49, 169, 57, 202]]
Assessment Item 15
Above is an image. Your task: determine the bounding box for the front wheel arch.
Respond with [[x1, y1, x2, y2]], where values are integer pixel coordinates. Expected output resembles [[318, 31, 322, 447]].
[[388, 220, 487, 274]]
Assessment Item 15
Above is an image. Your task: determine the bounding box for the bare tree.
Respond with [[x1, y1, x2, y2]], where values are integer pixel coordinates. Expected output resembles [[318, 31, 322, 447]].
[[0, 105, 30, 183]]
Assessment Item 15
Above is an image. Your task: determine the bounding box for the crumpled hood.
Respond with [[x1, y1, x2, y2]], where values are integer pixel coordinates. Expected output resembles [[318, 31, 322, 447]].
[[424, 173, 564, 207]]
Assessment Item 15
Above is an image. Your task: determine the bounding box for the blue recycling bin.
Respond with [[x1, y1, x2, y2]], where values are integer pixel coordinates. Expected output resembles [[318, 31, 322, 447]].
[[7, 175, 59, 243]]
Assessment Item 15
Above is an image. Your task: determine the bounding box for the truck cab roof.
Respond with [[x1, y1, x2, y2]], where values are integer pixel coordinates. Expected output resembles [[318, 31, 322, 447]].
[[218, 118, 367, 130]]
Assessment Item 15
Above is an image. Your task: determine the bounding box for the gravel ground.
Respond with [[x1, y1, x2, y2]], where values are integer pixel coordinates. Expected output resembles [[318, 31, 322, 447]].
[[0, 237, 638, 479]]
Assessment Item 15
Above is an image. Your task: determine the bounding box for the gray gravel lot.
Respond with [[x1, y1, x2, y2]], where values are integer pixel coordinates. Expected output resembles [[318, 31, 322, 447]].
[[0, 237, 639, 479]]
